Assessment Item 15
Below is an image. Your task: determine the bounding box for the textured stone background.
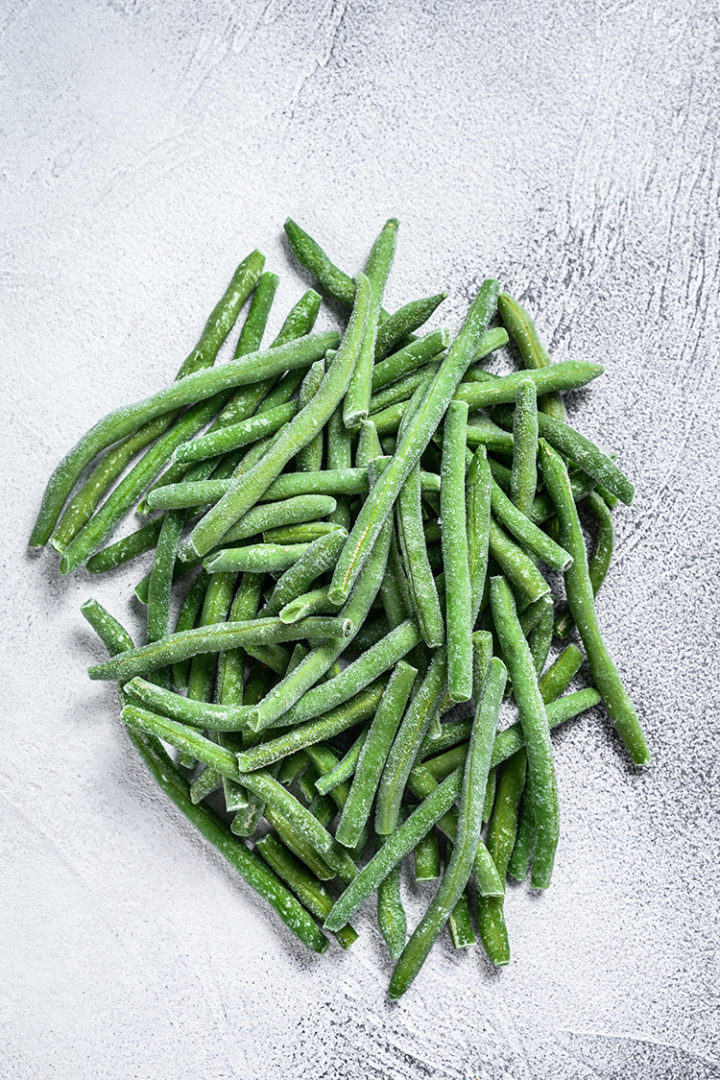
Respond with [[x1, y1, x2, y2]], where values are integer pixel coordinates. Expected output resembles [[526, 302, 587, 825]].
[[2, 0, 719, 1077]]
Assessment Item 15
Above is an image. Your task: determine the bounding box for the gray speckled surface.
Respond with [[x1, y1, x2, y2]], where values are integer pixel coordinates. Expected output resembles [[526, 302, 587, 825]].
[[3, 1, 720, 1076]]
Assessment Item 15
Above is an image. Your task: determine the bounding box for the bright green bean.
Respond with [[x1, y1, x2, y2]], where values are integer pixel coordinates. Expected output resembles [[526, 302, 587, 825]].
[[374, 293, 448, 359], [314, 729, 367, 796], [204, 542, 312, 574], [539, 644, 584, 702], [296, 359, 326, 471], [490, 482, 572, 571], [539, 442, 649, 764], [488, 519, 551, 603], [371, 328, 450, 392], [414, 830, 441, 882], [466, 445, 492, 625], [215, 494, 337, 546], [497, 292, 566, 421], [279, 586, 335, 623], [146, 510, 185, 665], [175, 402, 298, 465]]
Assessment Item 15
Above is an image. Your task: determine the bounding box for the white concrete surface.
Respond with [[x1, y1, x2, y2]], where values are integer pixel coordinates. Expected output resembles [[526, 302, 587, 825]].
[[2, 0, 719, 1076]]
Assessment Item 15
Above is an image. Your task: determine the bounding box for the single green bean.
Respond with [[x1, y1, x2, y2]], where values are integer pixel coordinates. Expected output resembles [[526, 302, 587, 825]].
[[264, 522, 340, 545], [490, 576, 558, 888], [86, 518, 164, 574], [296, 359, 326, 471], [539, 442, 649, 764], [375, 649, 447, 835], [326, 406, 352, 529], [214, 494, 337, 546], [539, 644, 584, 702], [189, 766, 222, 804], [314, 729, 367, 796], [442, 400, 473, 701], [369, 363, 442, 414], [89, 616, 351, 682], [488, 519, 551, 603], [466, 414, 515, 454], [448, 894, 476, 949], [497, 292, 566, 421], [414, 831, 441, 882], [344, 218, 398, 429], [377, 846, 407, 961], [375, 293, 448, 359], [204, 542, 312, 574], [510, 379, 539, 515], [329, 279, 500, 605], [490, 482, 572, 571], [371, 328, 451, 392], [554, 491, 614, 637], [175, 402, 299, 465], [335, 661, 417, 848], [279, 586, 335, 623]]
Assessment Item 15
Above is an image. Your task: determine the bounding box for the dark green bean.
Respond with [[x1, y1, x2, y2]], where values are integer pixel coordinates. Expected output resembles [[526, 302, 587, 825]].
[[554, 491, 614, 637]]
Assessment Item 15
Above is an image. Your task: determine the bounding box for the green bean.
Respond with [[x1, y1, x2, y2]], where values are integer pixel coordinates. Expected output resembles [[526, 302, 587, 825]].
[[454, 362, 603, 417], [253, 619, 420, 734], [539, 442, 649, 764], [89, 616, 351, 683], [189, 766, 222, 804], [296, 359, 326, 471], [175, 402, 299, 465], [371, 328, 450, 392], [145, 511, 185, 666], [165, 569, 208, 689], [369, 363, 442, 414], [344, 219, 398, 429], [355, 418, 382, 467], [510, 379, 539, 515], [554, 491, 614, 637], [215, 494, 338, 546], [186, 570, 236, 708], [244, 504, 393, 733], [490, 576, 558, 888], [488, 519, 551, 603], [539, 644, 584, 702], [477, 749, 527, 965], [375, 293, 448, 359], [482, 767, 497, 825], [314, 729, 367, 796], [490, 482, 572, 571], [441, 401, 473, 701], [146, 462, 441, 511], [396, 373, 444, 648], [497, 292, 566, 421], [465, 415, 514, 454], [377, 847, 407, 960], [263, 529, 348, 618], [256, 835, 358, 949], [204, 542, 313, 574], [284, 218, 357, 306], [375, 649, 447, 835], [278, 586, 334, 623], [488, 456, 596, 526], [329, 279, 500, 605], [334, 661, 417, 848], [465, 445, 493, 629], [506, 785, 534, 882], [414, 831, 441, 882], [43, 252, 266, 552], [448, 894, 476, 948], [86, 518, 164, 574], [325, 407, 352, 529], [186, 276, 370, 558], [264, 522, 340, 546], [528, 603, 554, 676]]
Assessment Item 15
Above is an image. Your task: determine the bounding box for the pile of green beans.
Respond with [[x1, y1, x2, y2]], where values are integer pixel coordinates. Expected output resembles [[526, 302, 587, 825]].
[[30, 221, 649, 999]]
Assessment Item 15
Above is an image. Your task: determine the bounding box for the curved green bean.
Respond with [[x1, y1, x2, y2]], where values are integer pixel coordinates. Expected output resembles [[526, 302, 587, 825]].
[[539, 441, 649, 764]]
